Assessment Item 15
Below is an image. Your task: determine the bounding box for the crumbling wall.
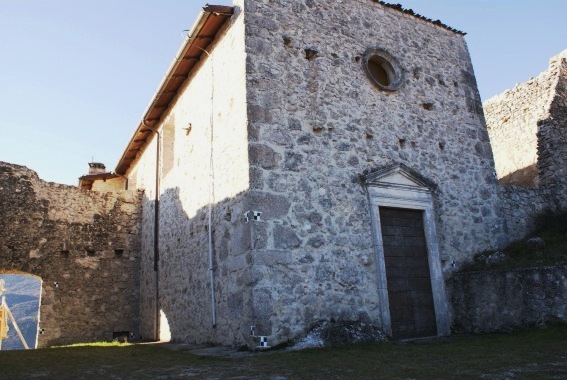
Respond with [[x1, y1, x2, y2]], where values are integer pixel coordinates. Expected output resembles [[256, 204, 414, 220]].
[[498, 186, 555, 244], [484, 66, 557, 187], [448, 266, 567, 333], [0, 162, 141, 347], [485, 50, 567, 188], [483, 51, 567, 241], [537, 53, 567, 207], [243, 0, 503, 345]]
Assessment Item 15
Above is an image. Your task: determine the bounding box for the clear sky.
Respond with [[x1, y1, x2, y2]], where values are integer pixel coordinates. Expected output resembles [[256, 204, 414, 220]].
[[0, 1, 565, 185]]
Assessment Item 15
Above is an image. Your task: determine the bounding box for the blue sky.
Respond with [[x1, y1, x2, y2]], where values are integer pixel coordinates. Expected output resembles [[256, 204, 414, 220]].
[[0, 1, 565, 185]]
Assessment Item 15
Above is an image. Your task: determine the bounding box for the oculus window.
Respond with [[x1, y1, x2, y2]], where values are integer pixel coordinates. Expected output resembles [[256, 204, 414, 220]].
[[363, 48, 403, 91]]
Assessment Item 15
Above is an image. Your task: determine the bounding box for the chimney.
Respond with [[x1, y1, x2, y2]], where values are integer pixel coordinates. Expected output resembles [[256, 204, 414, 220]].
[[88, 162, 106, 175]]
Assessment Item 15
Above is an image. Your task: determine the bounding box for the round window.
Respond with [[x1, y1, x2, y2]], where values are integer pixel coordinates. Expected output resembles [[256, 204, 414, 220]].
[[362, 48, 403, 91]]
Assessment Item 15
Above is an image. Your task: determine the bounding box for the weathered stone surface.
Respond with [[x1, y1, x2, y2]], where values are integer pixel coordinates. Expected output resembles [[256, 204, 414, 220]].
[[73, 1, 567, 350], [0, 162, 142, 347], [448, 266, 567, 333], [253, 249, 292, 266], [291, 320, 388, 349], [251, 288, 273, 335], [474, 251, 508, 268], [249, 143, 281, 169], [246, 191, 291, 220], [273, 225, 301, 249], [525, 237, 546, 252], [128, 9, 252, 347], [242, 0, 505, 346], [485, 50, 567, 188]]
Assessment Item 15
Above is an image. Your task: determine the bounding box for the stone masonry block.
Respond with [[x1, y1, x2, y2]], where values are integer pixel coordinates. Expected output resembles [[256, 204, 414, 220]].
[[246, 191, 290, 220], [253, 249, 292, 266], [273, 225, 301, 249], [249, 143, 281, 169]]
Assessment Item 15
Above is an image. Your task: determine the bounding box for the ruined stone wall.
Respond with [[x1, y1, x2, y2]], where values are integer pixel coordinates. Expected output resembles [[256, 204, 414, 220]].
[[537, 53, 567, 207], [0, 162, 141, 347], [498, 186, 555, 244], [484, 51, 567, 240], [243, 0, 503, 345], [128, 3, 251, 345], [448, 266, 567, 333], [484, 51, 566, 187]]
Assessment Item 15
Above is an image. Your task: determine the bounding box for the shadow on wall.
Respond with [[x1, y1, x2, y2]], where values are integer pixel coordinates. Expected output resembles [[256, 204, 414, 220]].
[[0, 272, 42, 350], [143, 186, 260, 346], [499, 164, 538, 188]]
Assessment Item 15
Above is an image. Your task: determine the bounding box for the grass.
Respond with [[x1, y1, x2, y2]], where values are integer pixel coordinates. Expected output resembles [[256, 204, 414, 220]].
[[58, 341, 133, 348], [466, 212, 567, 271], [1, 324, 566, 379]]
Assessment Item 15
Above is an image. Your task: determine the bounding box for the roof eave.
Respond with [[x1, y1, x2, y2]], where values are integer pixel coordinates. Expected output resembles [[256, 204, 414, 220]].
[[115, 5, 234, 176]]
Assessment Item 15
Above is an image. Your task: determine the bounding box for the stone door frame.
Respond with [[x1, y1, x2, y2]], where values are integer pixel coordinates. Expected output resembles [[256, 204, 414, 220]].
[[364, 164, 450, 337]]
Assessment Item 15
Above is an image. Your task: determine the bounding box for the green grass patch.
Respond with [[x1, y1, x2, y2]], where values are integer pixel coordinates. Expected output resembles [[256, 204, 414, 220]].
[[56, 341, 132, 348], [1, 324, 566, 379]]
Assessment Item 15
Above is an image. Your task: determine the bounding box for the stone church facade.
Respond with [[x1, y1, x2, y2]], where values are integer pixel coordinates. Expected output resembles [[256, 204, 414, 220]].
[[112, 0, 508, 346], [1, 0, 566, 348]]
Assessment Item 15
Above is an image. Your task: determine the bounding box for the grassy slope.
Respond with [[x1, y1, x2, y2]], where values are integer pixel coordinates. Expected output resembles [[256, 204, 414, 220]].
[[1, 325, 566, 379]]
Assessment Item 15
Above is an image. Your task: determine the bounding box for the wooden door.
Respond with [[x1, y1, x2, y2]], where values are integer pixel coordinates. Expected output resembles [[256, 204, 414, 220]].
[[379, 207, 437, 339]]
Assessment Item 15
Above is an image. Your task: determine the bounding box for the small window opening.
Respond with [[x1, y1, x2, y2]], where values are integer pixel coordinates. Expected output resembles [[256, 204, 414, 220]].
[[60, 241, 70, 258], [113, 331, 130, 343], [86, 249, 96, 257], [114, 249, 124, 258], [362, 48, 403, 92], [368, 57, 391, 87]]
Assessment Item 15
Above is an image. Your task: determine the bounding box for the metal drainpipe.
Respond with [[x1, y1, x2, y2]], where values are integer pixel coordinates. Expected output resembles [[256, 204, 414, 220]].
[[142, 120, 161, 341], [196, 45, 217, 327]]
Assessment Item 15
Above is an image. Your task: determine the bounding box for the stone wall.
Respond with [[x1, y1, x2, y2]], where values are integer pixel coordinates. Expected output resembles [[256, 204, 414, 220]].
[[242, 0, 504, 345], [128, 3, 251, 345], [0, 162, 142, 347], [484, 50, 567, 187], [498, 186, 555, 244], [537, 53, 567, 207], [483, 51, 567, 241], [448, 266, 567, 333]]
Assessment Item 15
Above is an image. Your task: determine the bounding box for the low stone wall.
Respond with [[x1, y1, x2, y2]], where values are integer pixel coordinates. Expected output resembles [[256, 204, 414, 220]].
[[0, 162, 142, 347], [448, 266, 567, 333]]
